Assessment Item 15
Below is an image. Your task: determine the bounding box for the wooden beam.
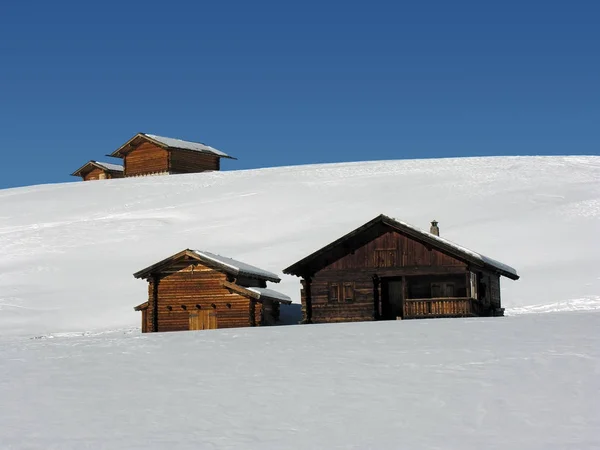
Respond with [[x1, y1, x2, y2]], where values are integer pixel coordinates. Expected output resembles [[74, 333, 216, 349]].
[[222, 281, 260, 299]]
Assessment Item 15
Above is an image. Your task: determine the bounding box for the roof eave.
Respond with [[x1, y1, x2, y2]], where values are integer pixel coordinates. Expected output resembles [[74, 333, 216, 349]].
[[283, 214, 520, 281], [133, 249, 199, 279], [167, 146, 237, 160]]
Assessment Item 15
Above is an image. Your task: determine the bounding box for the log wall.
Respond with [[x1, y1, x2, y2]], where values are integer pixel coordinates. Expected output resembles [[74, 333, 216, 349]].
[[303, 230, 473, 323], [124, 142, 169, 176], [169, 150, 220, 174], [144, 263, 262, 332]]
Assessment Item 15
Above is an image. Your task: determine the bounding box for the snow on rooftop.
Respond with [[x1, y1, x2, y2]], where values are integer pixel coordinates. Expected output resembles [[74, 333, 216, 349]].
[[144, 134, 231, 158], [193, 250, 281, 282], [247, 287, 292, 303], [93, 161, 123, 172]]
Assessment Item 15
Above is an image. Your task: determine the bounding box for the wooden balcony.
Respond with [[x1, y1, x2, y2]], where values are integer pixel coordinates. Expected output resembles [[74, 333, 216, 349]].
[[403, 297, 481, 318]]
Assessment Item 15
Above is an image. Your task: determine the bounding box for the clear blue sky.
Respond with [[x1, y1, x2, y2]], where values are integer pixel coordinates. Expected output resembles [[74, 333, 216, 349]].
[[1, 0, 598, 188]]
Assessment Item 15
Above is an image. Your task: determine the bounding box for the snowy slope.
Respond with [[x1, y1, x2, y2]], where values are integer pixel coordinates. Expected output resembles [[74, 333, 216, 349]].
[[0, 156, 599, 336], [1, 312, 598, 449]]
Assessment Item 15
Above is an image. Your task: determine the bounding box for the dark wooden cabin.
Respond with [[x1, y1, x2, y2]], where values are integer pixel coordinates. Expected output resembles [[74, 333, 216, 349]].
[[109, 133, 236, 177], [71, 161, 124, 181], [283, 215, 519, 324], [133, 249, 291, 333]]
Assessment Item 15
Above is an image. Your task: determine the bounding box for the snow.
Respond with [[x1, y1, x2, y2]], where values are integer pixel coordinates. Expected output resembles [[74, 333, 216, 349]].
[[0, 312, 598, 449], [194, 250, 281, 282], [93, 161, 124, 172], [144, 133, 232, 158], [247, 287, 292, 303], [0, 155, 599, 337], [0, 155, 599, 448]]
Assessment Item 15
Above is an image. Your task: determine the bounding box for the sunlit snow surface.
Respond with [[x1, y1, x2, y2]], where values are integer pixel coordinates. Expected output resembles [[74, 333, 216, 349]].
[[1, 312, 599, 449], [0, 156, 599, 336], [1, 156, 599, 449]]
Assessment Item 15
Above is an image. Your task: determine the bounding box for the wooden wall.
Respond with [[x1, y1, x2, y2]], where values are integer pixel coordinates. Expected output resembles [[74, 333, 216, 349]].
[[304, 230, 470, 323], [83, 168, 105, 181], [143, 262, 264, 332], [169, 150, 220, 174], [125, 142, 169, 176]]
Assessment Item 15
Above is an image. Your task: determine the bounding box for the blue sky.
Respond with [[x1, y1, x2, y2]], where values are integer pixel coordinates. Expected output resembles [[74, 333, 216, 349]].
[[0, 0, 598, 188]]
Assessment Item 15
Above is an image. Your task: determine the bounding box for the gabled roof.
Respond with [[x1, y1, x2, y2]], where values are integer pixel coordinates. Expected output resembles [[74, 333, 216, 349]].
[[223, 281, 292, 304], [283, 214, 520, 280], [71, 161, 124, 177], [109, 133, 236, 159], [133, 249, 281, 283]]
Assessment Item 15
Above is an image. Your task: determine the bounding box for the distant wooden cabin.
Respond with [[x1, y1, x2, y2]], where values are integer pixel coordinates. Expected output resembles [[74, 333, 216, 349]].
[[109, 133, 236, 177], [283, 215, 519, 324], [71, 161, 124, 181], [133, 249, 291, 333]]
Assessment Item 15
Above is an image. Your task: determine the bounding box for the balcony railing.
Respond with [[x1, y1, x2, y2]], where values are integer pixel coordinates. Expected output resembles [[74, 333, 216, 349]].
[[404, 297, 479, 318]]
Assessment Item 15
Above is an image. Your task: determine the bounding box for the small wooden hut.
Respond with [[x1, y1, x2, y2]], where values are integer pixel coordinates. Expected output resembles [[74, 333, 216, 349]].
[[109, 133, 236, 177], [283, 215, 519, 324], [133, 249, 291, 333], [71, 161, 124, 181]]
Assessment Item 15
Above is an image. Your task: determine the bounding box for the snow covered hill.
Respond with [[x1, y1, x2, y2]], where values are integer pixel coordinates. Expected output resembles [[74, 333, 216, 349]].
[[0, 156, 599, 336], [1, 312, 598, 449]]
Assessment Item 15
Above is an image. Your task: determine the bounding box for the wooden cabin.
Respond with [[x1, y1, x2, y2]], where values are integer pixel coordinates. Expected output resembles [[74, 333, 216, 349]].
[[283, 215, 520, 324], [71, 161, 124, 181], [133, 249, 291, 333], [109, 133, 236, 177]]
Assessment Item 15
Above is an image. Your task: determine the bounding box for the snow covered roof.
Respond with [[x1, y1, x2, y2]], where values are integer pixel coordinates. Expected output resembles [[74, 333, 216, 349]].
[[133, 249, 281, 283], [144, 134, 231, 158], [193, 251, 281, 283], [247, 287, 292, 304], [71, 160, 124, 177], [93, 161, 124, 172], [109, 133, 235, 159], [283, 214, 519, 280]]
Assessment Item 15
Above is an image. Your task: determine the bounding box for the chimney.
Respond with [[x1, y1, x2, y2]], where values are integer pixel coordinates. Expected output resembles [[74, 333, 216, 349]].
[[430, 220, 439, 236]]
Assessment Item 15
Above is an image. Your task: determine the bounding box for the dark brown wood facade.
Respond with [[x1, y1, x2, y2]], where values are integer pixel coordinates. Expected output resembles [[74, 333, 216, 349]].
[[109, 133, 233, 177], [133, 250, 290, 333], [71, 161, 124, 181], [284, 215, 519, 324]]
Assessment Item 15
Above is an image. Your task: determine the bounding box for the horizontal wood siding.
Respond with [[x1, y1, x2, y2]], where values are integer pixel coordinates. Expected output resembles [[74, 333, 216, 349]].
[[302, 230, 472, 323], [83, 168, 103, 181], [169, 150, 220, 174], [153, 263, 258, 332], [124, 142, 169, 176], [309, 271, 374, 323]]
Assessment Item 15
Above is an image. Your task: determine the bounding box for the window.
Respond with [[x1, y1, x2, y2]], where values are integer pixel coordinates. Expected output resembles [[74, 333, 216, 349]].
[[431, 282, 455, 298], [329, 283, 339, 302], [343, 283, 354, 302]]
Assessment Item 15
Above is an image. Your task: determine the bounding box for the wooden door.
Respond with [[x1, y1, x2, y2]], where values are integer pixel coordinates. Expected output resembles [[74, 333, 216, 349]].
[[189, 310, 218, 330], [381, 278, 404, 320]]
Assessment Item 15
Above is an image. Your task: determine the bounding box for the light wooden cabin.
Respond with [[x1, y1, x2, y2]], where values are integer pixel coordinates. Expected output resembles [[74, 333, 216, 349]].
[[283, 215, 519, 324], [133, 249, 291, 333], [71, 161, 124, 181], [109, 133, 236, 177]]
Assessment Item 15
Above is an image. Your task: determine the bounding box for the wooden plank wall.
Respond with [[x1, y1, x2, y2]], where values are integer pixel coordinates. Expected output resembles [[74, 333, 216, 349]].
[[489, 274, 501, 309], [305, 231, 469, 323], [83, 168, 105, 181], [125, 142, 169, 176], [147, 263, 262, 332], [169, 150, 220, 174], [322, 231, 466, 271]]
